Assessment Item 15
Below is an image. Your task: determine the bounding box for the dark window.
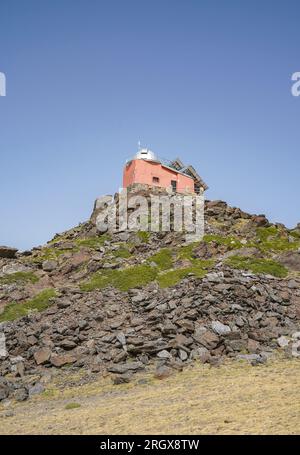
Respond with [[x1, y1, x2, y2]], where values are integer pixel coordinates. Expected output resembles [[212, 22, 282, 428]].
[[152, 176, 160, 183], [171, 180, 177, 192]]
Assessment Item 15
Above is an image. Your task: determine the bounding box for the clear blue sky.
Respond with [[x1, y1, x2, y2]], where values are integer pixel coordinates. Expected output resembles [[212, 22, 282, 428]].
[[0, 0, 299, 250]]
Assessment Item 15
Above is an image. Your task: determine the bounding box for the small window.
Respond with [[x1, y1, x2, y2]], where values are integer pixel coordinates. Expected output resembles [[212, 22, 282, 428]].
[[171, 180, 177, 192], [153, 176, 160, 183]]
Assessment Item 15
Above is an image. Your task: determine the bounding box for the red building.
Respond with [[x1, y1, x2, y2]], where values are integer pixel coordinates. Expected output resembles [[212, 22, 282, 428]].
[[123, 149, 208, 194]]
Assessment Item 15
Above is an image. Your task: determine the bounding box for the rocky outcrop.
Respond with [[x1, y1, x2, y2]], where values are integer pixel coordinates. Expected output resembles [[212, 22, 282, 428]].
[[277, 251, 300, 272], [0, 246, 18, 259], [0, 195, 299, 403]]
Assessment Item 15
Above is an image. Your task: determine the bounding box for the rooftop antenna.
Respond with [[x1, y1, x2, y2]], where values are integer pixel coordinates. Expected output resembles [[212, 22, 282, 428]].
[[138, 140, 141, 151]]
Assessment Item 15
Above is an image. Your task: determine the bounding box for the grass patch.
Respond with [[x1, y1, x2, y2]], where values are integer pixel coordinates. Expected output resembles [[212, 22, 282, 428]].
[[203, 234, 243, 249], [137, 231, 150, 243], [81, 245, 215, 291], [256, 226, 300, 252], [33, 235, 111, 262], [176, 242, 200, 261], [157, 260, 214, 288], [226, 255, 288, 278], [0, 271, 39, 285], [32, 247, 71, 263], [112, 244, 132, 259], [65, 402, 81, 410], [290, 230, 300, 240], [41, 389, 57, 398], [0, 288, 56, 322], [75, 234, 110, 249], [148, 249, 173, 270], [47, 232, 71, 245], [80, 264, 157, 292]]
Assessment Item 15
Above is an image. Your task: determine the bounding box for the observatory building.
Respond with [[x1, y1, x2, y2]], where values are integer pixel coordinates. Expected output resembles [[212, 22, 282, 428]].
[[123, 148, 208, 194]]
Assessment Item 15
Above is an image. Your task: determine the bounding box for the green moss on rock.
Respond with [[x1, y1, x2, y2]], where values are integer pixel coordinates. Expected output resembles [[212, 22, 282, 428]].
[[157, 260, 214, 288], [226, 255, 288, 278], [76, 234, 110, 249], [256, 226, 300, 252], [203, 234, 243, 249], [81, 264, 157, 292], [113, 244, 132, 259], [176, 242, 200, 261], [32, 247, 71, 263], [137, 231, 150, 243], [290, 230, 300, 240], [0, 289, 57, 322], [148, 249, 173, 270], [0, 271, 39, 285]]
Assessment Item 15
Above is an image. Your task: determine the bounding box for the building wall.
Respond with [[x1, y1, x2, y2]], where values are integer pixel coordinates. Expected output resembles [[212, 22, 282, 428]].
[[123, 159, 195, 194]]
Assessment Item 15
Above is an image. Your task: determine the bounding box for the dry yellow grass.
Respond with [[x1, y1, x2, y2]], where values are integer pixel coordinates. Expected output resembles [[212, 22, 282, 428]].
[[0, 357, 299, 435]]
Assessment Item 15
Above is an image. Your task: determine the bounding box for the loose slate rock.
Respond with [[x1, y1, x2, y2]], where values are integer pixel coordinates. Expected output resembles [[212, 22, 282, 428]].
[[277, 336, 289, 348], [42, 260, 58, 272], [112, 373, 132, 385], [157, 350, 172, 359], [108, 361, 144, 374], [34, 348, 52, 365], [50, 354, 76, 367], [154, 365, 173, 380], [28, 382, 45, 397], [0, 377, 11, 401], [211, 321, 231, 336]]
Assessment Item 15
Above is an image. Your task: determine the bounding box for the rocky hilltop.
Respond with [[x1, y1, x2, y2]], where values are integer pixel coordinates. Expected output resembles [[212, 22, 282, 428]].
[[0, 196, 300, 402]]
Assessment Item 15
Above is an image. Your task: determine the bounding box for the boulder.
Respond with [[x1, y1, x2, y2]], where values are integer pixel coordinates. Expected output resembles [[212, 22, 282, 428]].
[[0, 377, 11, 401], [116, 332, 126, 347], [42, 260, 58, 272], [292, 340, 300, 358], [154, 365, 173, 380], [237, 354, 262, 363], [131, 292, 146, 303], [252, 215, 269, 227], [223, 247, 262, 260], [28, 382, 45, 397], [108, 361, 145, 374], [0, 246, 18, 259], [59, 340, 77, 350], [112, 373, 132, 385], [2, 263, 28, 275], [211, 321, 231, 336], [277, 251, 300, 272], [157, 350, 172, 359], [14, 387, 28, 402], [277, 336, 289, 348], [194, 330, 220, 350], [34, 348, 52, 365], [50, 354, 76, 367], [178, 349, 188, 361]]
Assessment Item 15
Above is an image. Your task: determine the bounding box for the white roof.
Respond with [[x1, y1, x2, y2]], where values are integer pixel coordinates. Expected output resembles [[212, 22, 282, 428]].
[[134, 148, 160, 162]]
